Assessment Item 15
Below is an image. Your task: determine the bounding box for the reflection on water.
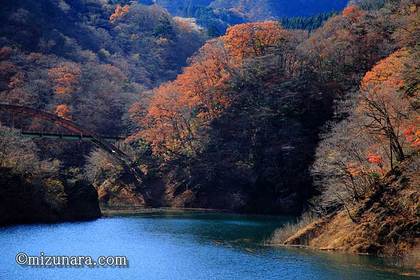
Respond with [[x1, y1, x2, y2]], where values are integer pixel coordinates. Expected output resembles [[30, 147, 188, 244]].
[[0, 211, 417, 280]]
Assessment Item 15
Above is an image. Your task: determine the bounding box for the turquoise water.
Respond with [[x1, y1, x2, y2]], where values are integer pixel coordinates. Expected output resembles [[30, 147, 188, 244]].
[[0, 211, 417, 279]]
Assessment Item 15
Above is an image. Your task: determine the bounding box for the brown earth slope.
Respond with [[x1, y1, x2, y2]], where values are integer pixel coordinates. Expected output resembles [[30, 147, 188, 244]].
[[281, 157, 419, 264]]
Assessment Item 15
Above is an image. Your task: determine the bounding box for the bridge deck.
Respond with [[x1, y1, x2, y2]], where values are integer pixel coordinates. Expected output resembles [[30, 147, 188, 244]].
[[21, 131, 125, 142], [0, 103, 147, 201]]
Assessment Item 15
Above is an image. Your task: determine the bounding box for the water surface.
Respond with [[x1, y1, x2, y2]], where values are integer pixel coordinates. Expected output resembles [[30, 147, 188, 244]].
[[0, 211, 417, 279]]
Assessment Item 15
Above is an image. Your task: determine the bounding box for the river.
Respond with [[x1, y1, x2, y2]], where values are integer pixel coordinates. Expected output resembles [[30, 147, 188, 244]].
[[0, 211, 417, 279]]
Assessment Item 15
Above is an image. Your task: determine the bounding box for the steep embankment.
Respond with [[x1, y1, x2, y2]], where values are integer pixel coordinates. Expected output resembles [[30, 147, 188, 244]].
[[278, 157, 419, 262]]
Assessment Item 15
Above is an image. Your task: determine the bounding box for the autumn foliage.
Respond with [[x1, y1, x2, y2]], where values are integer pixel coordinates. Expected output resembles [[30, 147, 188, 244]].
[[134, 42, 231, 158], [55, 104, 71, 120], [110, 4, 130, 23], [222, 22, 288, 63], [342, 5, 362, 19], [48, 63, 81, 95], [313, 45, 419, 212], [129, 0, 420, 214], [367, 153, 382, 165], [403, 124, 420, 148], [359, 48, 418, 162], [131, 22, 293, 159], [1, 0, 418, 216]]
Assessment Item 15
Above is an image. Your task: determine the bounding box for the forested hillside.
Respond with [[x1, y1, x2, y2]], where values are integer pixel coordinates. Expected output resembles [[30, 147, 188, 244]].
[[121, 0, 418, 215], [151, 0, 347, 35], [153, 0, 347, 19], [0, 0, 205, 223], [0, 0, 205, 134], [267, 0, 419, 260], [210, 0, 348, 19]]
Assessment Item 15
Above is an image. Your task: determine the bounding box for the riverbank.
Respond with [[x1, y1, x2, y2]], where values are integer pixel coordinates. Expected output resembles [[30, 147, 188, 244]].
[[270, 157, 420, 270]]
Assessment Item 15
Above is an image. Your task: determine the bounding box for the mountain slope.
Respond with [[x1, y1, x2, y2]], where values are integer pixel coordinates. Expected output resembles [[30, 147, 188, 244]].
[[153, 0, 348, 19], [150, 0, 348, 35], [210, 0, 348, 19]]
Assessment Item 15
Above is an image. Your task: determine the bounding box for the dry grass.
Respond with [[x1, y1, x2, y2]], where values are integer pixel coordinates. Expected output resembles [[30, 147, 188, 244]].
[[308, 211, 354, 250], [269, 212, 318, 244]]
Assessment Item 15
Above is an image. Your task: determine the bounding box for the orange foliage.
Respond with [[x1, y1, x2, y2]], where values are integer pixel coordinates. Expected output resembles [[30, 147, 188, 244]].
[[361, 49, 407, 94], [222, 21, 288, 63], [358, 48, 418, 166], [176, 41, 232, 119], [132, 22, 292, 159], [110, 4, 130, 23], [359, 49, 416, 138], [48, 63, 81, 95], [137, 83, 199, 158], [346, 163, 362, 177], [367, 153, 383, 165], [342, 5, 362, 18], [55, 104, 71, 120], [132, 40, 234, 157], [403, 124, 420, 148], [130, 21, 296, 158]]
